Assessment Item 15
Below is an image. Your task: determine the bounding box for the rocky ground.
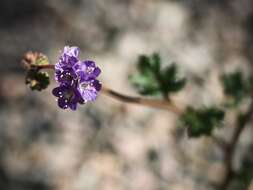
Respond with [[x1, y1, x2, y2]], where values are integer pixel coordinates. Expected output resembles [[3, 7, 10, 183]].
[[0, 0, 252, 190]]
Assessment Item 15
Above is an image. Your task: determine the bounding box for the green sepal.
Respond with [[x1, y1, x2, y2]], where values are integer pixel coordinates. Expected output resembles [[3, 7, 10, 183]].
[[33, 54, 49, 66], [25, 69, 50, 91]]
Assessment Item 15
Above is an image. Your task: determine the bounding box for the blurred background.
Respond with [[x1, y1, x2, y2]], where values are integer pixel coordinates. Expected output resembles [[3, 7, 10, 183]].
[[0, 0, 253, 189]]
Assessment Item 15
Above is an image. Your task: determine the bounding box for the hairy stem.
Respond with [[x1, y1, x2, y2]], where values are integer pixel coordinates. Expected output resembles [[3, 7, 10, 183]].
[[37, 64, 183, 114], [31, 63, 253, 189], [219, 101, 253, 190], [101, 86, 183, 114], [37, 64, 55, 70]]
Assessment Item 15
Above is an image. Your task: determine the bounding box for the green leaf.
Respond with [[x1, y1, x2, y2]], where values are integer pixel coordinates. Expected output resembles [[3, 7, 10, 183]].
[[137, 55, 152, 72], [25, 69, 50, 91], [130, 53, 186, 97], [233, 150, 253, 189], [137, 53, 161, 75], [179, 107, 225, 137], [129, 74, 160, 95], [130, 54, 161, 96], [247, 75, 253, 93], [221, 71, 252, 106], [151, 53, 161, 74], [169, 78, 186, 92], [160, 64, 186, 94]]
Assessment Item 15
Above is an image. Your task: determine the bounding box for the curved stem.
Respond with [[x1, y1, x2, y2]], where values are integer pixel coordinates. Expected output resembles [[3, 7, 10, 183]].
[[36, 64, 183, 114], [101, 86, 183, 114], [37, 64, 55, 70], [31, 63, 252, 189], [219, 101, 253, 190]]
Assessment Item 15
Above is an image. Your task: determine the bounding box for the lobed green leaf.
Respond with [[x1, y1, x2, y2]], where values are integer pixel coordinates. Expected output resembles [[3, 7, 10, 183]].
[[179, 107, 225, 137], [221, 71, 253, 106], [130, 53, 186, 97]]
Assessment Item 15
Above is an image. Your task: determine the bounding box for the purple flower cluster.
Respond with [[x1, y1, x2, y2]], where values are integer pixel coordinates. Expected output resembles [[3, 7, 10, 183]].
[[52, 46, 101, 110]]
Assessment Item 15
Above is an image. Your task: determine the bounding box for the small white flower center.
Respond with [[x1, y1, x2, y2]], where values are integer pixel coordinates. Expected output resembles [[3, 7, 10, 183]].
[[86, 66, 94, 74]]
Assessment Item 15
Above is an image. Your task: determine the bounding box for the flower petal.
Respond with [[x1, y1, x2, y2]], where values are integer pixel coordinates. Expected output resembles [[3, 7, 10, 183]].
[[63, 46, 80, 58], [84, 60, 95, 67], [53, 46, 102, 110], [69, 102, 77, 110], [92, 67, 101, 78], [52, 86, 65, 97], [92, 80, 102, 91], [58, 98, 68, 109], [79, 87, 98, 102]]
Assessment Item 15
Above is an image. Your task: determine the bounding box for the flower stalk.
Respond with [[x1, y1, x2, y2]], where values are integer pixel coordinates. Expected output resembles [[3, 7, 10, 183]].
[[34, 63, 182, 113], [101, 86, 183, 114], [218, 101, 253, 190]]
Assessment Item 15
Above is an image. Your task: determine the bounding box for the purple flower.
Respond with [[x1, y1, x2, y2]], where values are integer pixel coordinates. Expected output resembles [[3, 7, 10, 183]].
[[63, 46, 80, 58], [55, 68, 77, 85], [55, 46, 80, 82], [53, 46, 102, 110], [75, 60, 101, 82], [56, 47, 79, 68], [78, 79, 102, 102], [52, 84, 84, 110]]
